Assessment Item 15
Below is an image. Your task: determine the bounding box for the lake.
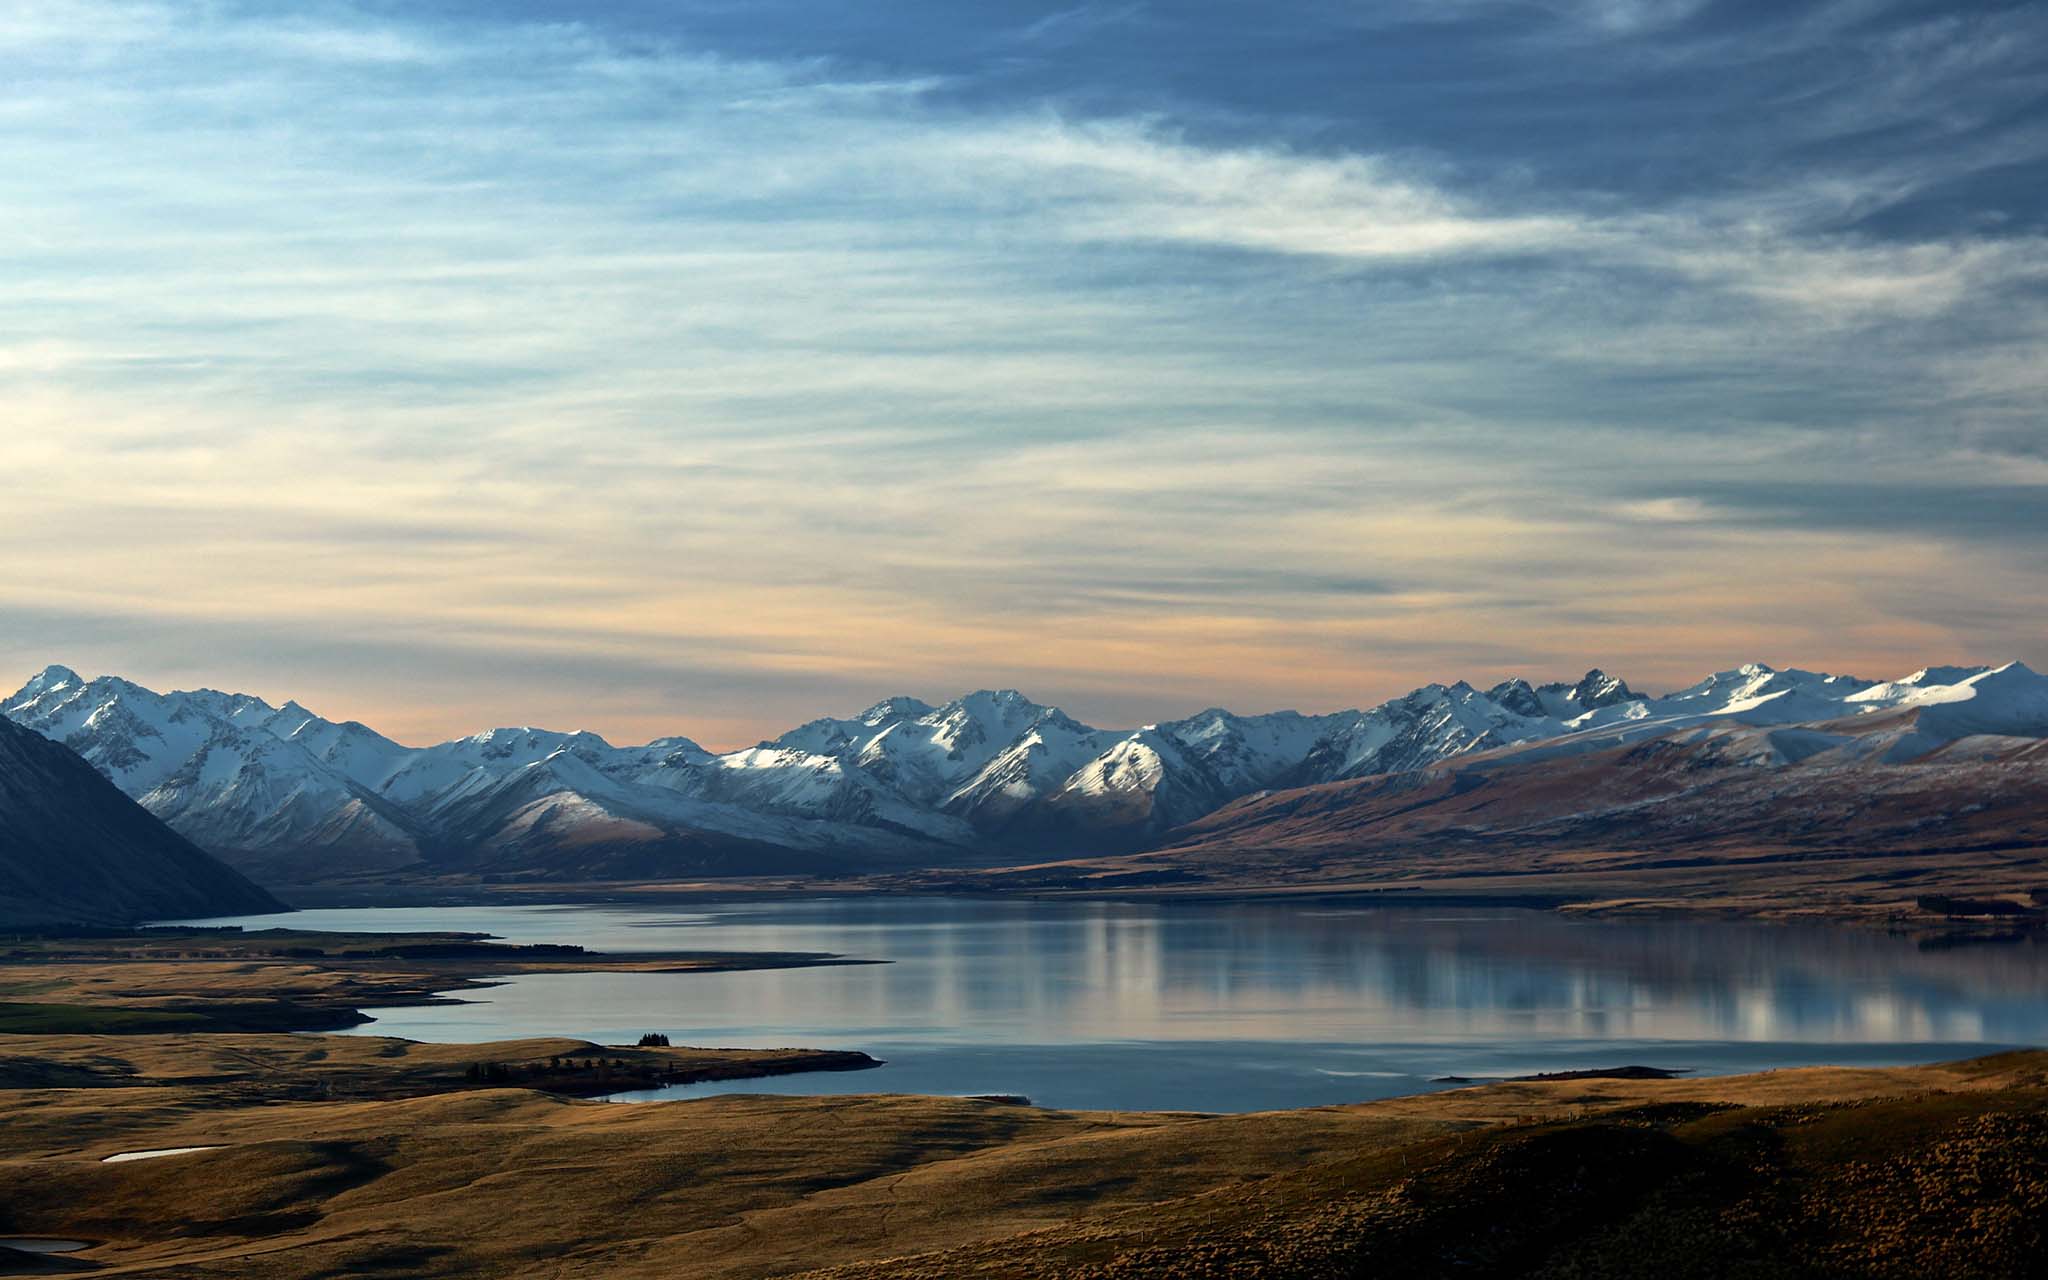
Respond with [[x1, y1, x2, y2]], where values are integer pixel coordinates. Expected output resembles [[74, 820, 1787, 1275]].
[[178, 897, 2048, 1112]]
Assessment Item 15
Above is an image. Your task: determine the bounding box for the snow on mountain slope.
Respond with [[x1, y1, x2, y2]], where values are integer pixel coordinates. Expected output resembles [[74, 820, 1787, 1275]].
[[412, 745, 883, 879], [137, 727, 414, 866], [1293, 681, 1565, 782], [1044, 711, 1350, 841], [845, 691, 1096, 807], [770, 697, 936, 756], [1162, 681, 2048, 884], [937, 704, 1122, 826], [1505, 661, 2012, 763], [913, 673, 1653, 844], [1159, 709, 1340, 792], [10, 667, 248, 794], [1426, 661, 2048, 783], [1, 668, 983, 879], [1552, 668, 1638, 715], [624, 744, 979, 846], [1855, 662, 2048, 738], [1849, 665, 1996, 701], [374, 727, 626, 806], [1045, 727, 1230, 838], [7, 658, 2044, 884], [766, 689, 1134, 836], [1648, 663, 1877, 722], [272, 712, 414, 785], [3, 667, 420, 877]]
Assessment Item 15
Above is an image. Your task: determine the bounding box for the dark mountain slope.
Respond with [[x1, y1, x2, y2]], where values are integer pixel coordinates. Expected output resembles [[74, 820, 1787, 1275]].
[[1153, 711, 2048, 889], [0, 715, 283, 928]]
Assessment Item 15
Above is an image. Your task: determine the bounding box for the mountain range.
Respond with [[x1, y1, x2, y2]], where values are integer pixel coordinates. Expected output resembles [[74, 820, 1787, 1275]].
[[1143, 662, 2048, 904], [6, 660, 2046, 887]]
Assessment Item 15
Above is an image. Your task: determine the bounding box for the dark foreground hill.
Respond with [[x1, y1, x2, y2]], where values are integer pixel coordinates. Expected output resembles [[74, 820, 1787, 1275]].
[[810, 1055, 2048, 1279], [0, 715, 283, 928]]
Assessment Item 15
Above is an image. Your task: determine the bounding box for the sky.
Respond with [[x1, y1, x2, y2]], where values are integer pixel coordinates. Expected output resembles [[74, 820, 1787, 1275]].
[[2, 0, 2044, 748]]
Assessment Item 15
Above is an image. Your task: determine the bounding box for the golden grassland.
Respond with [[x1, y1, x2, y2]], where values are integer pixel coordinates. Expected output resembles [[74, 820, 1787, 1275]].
[[0, 1032, 877, 1101], [0, 1040, 2043, 1278]]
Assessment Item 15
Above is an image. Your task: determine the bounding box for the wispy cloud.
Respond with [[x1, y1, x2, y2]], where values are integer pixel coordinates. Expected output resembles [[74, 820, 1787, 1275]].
[[0, 0, 2041, 742]]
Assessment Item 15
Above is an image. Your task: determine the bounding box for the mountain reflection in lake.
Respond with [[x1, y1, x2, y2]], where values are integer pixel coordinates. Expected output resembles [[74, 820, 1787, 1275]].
[[182, 897, 2048, 1112]]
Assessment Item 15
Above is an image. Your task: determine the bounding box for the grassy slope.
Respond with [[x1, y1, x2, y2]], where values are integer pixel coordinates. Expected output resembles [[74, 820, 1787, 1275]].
[[808, 1071, 2048, 1278], [0, 928, 870, 1035], [0, 1032, 877, 1100], [0, 1049, 2043, 1277], [0, 1002, 211, 1034]]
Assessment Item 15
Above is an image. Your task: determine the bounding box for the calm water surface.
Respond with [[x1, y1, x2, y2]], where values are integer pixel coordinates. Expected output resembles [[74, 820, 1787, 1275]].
[[178, 897, 2048, 1112]]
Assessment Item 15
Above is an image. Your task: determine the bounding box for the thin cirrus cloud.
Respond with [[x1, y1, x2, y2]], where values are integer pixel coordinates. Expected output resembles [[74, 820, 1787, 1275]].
[[0, 0, 2042, 746]]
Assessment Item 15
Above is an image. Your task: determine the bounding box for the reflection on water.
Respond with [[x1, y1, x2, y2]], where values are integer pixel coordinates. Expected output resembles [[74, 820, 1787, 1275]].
[[181, 897, 2048, 1112]]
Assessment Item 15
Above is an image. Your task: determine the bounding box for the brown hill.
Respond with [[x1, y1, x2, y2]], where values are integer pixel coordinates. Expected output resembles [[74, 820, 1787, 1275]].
[[0, 1037, 2042, 1277], [1123, 711, 2048, 914]]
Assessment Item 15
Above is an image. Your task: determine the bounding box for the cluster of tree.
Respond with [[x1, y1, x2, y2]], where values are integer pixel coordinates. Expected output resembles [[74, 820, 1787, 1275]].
[[1917, 895, 2042, 918], [463, 1056, 637, 1084], [637, 1032, 671, 1046], [380, 941, 588, 959], [463, 1061, 523, 1084]]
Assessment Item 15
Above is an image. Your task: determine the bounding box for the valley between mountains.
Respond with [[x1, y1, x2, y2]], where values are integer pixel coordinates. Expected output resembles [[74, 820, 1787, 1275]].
[[5, 660, 2047, 921]]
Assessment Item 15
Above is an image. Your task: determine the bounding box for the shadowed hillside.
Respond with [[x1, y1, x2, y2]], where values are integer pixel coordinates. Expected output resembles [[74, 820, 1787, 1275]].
[[0, 716, 283, 928], [806, 1066, 2048, 1278]]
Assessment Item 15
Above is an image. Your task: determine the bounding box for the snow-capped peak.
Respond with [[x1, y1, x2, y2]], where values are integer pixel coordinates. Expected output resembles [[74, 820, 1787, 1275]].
[[1567, 668, 1633, 706], [1486, 678, 1544, 718], [1658, 663, 1874, 716], [1897, 664, 1995, 689], [9, 656, 2048, 879], [858, 696, 935, 724], [22, 663, 81, 694], [1856, 660, 2048, 740], [947, 688, 1041, 716]]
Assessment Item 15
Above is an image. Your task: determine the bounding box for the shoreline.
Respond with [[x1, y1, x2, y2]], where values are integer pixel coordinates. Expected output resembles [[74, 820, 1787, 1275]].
[[0, 1029, 885, 1101], [9, 910, 2040, 1113], [0, 926, 885, 1037], [248, 876, 2048, 944]]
